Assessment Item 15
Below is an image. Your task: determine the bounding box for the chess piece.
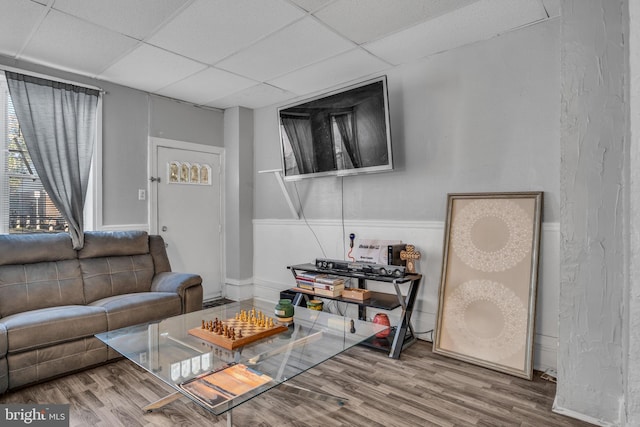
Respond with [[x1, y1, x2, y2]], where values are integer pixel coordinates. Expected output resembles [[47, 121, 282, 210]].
[[400, 244, 421, 274]]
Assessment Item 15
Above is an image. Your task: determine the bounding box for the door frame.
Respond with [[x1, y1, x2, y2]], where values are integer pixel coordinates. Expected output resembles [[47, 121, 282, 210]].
[[148, 137, 226, 295]]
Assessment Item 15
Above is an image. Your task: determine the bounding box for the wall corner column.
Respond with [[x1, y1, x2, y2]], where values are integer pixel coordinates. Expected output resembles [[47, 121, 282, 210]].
[[224, 107, 254, 297]]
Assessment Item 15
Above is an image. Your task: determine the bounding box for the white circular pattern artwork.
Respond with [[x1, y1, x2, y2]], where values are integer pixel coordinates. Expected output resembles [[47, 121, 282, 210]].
[[451, 199, 532, 272], [442, 280, 528, 361]]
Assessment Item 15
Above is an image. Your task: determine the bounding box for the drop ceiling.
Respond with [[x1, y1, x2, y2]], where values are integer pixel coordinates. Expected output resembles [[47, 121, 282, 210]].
[[0, 0, 558, 110]]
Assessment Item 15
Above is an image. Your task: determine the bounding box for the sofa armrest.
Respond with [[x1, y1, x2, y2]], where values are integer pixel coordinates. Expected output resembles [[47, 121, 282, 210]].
[[151, 272, 203, 313], [0, 323, 6, 358]]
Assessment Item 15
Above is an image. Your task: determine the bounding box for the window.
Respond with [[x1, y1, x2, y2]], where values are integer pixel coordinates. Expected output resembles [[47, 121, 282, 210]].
[[0, 71, 100, 236]]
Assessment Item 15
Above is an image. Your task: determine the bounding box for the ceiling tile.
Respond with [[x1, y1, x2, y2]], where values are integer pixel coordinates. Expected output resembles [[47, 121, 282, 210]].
[[99, 44, 206, 92], [207, 84, 296, 109], [20, 9, 140, 76], [156, 67, 257, 105], [0, 0, 46, 57], [217, 16, 354, 81], [148, 0, 305, 64], [315, 0, 480, 44], [269, 48, 390, 95], [364, 0, 547, 65], [51, 0, 190, 40]]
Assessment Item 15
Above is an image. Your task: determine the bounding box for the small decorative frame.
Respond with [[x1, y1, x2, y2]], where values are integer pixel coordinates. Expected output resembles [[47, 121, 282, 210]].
[[167, 162, 212, 186], [433, 191, 543, 380]]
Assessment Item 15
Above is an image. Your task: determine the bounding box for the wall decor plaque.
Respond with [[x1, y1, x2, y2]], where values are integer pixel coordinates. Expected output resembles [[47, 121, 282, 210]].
[[433, 192, 543, 379]]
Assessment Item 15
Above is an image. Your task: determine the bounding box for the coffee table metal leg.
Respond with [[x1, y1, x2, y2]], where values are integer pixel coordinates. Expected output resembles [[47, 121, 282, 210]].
[[143, 390, 182, 412], [143, 390, 234, 427]]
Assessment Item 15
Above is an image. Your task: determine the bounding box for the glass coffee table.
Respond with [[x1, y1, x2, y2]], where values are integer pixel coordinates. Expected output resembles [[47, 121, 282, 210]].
[[95, 298, 387, 425]]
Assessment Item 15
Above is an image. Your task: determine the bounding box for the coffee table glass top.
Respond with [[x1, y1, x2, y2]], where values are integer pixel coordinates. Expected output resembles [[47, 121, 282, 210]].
[[95, 298, 387, 415]]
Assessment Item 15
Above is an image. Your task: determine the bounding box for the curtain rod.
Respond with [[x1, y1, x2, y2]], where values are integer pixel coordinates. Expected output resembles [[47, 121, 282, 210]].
[[0, 65, 104, 93]]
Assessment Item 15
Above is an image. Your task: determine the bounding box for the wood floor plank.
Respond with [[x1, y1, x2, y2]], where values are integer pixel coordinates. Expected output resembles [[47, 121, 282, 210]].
[[0, 340, 594, 426]]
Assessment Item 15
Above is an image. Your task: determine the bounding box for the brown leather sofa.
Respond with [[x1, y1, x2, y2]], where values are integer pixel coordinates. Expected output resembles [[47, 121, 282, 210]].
[[0, 230, 203, 393]]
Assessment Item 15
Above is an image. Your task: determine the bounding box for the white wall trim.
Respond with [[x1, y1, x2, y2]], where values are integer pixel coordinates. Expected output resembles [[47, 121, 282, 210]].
[[225, 277, 254, 286], [224, 277, 253, 301], [552, 402, 616, 427], [254, 217, 560, 231], [253, 218, 442, 229], [98, 223, 149, 232]]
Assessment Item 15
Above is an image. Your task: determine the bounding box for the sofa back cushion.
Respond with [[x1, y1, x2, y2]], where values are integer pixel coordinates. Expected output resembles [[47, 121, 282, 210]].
[[0, 233, 76, 266], [77, 231, 155, 303], [77, 231, 149, 259], [80, 255, 155, 303], [0, 260, 85, 317]]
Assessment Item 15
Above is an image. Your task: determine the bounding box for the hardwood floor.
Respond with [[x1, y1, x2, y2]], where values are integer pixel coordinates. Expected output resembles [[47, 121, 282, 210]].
[[0, 340, 594, 427]]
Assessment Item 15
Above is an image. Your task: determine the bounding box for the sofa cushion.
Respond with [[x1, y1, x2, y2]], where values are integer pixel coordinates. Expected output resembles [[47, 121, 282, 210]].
[[90, 292, 182, 330], [0, 357, 7, 394], [1, 306, 107, 353], [77, 230, 149, 259], [0, 233, 75, 266], [0, 324, 6, 358], [8, 338, 106, 390], [81, 255, 154, 303], [0, 260, 85, 317]]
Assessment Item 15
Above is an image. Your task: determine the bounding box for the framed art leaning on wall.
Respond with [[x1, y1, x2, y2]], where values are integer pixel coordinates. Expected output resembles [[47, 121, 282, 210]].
[[433, 192, 543, 380]]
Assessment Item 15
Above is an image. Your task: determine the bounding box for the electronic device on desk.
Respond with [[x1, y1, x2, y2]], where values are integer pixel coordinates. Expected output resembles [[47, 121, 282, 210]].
[[315, 258, 406, 278]]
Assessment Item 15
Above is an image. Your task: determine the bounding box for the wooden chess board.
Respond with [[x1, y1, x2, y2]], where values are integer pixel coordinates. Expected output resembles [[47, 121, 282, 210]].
[[188, 312, 288, 350]]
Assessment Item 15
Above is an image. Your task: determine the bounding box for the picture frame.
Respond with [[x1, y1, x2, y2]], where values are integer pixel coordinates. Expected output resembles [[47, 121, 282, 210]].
[[433, 192, 543, 379]]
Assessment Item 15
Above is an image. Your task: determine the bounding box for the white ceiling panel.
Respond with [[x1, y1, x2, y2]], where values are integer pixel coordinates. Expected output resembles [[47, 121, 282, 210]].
[[315, 0, 480, 44], [208, 83, 296, 109], [51, 0, 190, 40], [20, 9, 140, 76], [148, 0, 305, 65], [156, 67, 257, 105], [216, 16, 354, 81], [0, 0, 46, 57], [269, 48, 390, 95], [98, 44, 206, 92], [288, 0, 333, 13], [1, 0, 556, 109], [365, 0, 547, 65]]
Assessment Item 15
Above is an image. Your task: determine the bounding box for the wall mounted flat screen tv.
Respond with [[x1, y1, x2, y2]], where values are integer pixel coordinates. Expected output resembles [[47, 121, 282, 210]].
[[278, 76, 393, 181]]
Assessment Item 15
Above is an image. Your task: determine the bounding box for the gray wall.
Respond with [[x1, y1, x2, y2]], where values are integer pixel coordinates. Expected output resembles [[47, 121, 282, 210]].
[[556, 0, 628, 424], [254, 19, 560, 223], [629, 1, 640, 424], [0, 56, 225, 227]]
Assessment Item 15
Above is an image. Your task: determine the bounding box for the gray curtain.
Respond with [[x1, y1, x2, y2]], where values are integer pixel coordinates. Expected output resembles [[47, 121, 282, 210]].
[[281, 114, 314, 173], [334, 112, 360, 168], [5, 71, 99, 249]]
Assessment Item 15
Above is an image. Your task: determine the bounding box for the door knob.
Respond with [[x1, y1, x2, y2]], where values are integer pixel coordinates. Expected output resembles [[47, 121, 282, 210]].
[[161, 226, 168, 232]]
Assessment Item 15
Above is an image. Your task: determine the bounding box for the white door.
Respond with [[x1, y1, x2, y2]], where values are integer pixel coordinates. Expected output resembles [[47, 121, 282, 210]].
[[152, 139, 224, 300]]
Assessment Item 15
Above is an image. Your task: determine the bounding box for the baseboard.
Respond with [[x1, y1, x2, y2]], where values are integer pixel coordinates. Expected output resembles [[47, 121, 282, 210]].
[[224, 278, 253, 301], [552, 399, 614, 427]]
